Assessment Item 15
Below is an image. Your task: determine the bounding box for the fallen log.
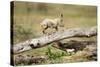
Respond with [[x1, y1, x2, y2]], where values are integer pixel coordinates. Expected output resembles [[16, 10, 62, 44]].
[[62, 42, 97, 62], [14, 40, 97, 65], [52, 40, 97, 52], [14, 55, 47, 65], [13, 26, 97, 54]]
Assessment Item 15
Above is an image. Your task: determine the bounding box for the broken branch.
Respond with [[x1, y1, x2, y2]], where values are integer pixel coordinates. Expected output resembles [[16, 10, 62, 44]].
[[13, 26, 97, 54]]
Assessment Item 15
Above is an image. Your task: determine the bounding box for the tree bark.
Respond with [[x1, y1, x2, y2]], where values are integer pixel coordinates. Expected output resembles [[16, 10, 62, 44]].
[[14, 40, 97, 65], [52, 40, 97, 52], [14, 55, 47, 65], [13, 26, 97, 54]]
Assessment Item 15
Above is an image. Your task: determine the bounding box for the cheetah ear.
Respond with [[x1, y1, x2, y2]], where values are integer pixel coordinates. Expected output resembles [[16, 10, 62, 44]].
[[61, 13, 63, 17]]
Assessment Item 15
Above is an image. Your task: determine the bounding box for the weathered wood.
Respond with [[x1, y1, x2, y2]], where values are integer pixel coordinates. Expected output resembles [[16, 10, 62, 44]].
[[14, 40, 97, 65], [62, 43, 97, 62], [14, 55, 47, 65], [52, 40, 97, 52], [13, 26, 97, 54]]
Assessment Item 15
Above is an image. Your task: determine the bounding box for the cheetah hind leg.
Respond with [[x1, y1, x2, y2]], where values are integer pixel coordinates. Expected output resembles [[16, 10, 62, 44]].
[[51, 26, 58, 34], [54, 26, 58, 32], [42, 26, 48, 34]]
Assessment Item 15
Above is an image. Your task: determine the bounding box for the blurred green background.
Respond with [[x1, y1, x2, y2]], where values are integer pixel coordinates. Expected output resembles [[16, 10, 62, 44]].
[[13, 1, 97, 44], [12, 1, 97, 64]]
